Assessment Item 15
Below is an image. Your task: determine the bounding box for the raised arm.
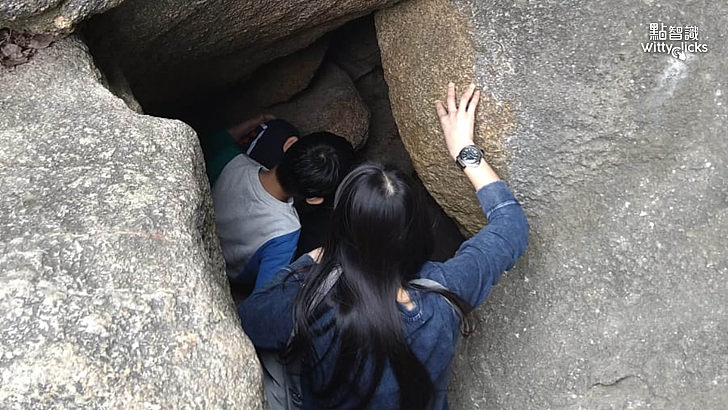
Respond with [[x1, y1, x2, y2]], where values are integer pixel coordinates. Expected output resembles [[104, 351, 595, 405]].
[[435, 83, 500, 190], [431, 83, 529, 306], [226, 113, 275, 144]]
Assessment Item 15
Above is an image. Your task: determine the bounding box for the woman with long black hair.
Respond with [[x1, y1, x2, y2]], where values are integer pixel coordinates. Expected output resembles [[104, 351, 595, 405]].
[[239, 83, 529, 409]]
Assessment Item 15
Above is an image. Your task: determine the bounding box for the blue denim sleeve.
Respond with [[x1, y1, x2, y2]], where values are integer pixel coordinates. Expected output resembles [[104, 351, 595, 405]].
[[428, 180, 529, 308], [238, 254, 314, 349], [253, 229, 301, 290]]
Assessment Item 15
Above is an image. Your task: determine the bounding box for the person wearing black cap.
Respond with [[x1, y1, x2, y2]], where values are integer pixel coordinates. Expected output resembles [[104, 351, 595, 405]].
[[231, 115, 301, 170], [200, 116, 355, 291], [203, 114, 297, 186]]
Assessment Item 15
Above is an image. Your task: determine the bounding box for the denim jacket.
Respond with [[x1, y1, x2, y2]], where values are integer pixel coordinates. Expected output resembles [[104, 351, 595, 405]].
[[239, 180, 529, 409]]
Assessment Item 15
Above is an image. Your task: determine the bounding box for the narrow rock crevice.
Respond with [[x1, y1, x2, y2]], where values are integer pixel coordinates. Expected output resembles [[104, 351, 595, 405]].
[[82, 13, 465, 259], [590, 374, 642, 389]]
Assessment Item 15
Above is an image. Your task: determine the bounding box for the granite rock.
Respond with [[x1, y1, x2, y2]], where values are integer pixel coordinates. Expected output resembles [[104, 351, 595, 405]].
[[270, 63, 370, 149], [0, 0, 124, 33], [377, 0, 728, 408], [215, 38, 331, 132], [0, 36, 264, 409], [329, 15, 382, 82], [82, 0, 402, 115], [235, 38, 331, 113]]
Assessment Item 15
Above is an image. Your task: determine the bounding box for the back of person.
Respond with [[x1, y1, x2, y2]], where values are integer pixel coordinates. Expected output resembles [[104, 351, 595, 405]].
[[212, 153, 300, 286], [241, 167, 528, 409], [201, 119, 355, 290], [300, 285, 462, 409], [239, 83, 530, 409]]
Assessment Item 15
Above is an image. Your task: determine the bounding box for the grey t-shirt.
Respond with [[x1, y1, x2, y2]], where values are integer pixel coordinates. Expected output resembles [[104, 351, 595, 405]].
[[211, 154, 300, 281]]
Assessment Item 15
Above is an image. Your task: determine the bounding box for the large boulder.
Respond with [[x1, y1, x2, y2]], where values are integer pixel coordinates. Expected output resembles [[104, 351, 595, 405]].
[[184, 37, 331, 136], [270, 63, 371, 149], [0, 37, 263, 408], [81, 0, 402, 115], [232, 38, 331, 114], [377, 0, 515, 237], [329, 15, 382, 82], [377, 0, 728, 408]]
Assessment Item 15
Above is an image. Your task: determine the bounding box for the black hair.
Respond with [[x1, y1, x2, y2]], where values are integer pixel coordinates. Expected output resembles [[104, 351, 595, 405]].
[[276, 132, 355, 201], [286, 163, 473, 409]]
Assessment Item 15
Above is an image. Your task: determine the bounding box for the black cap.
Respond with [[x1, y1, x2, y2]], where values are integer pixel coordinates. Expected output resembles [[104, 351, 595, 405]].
[[243, 119, 299, 169]]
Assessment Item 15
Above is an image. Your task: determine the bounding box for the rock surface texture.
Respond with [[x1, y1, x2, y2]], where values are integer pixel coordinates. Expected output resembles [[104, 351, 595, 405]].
[[232, 38, 331, 114], [357, 67, 415, 176], [82, 0, 402, 115], [0, 37, 263, 409], [0, 0, 124, 33], [329, 15, 383, 82], [187, 38, 331, 136], [377, 0, 728, 408], [271, 63, 371, 149]]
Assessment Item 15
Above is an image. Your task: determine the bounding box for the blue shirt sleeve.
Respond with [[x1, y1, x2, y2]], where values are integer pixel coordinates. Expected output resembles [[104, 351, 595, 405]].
[[239, 254, 315, 349], [239, 181, 529, 349], [253, 229, 301, 290], [426, 180, 529, 307]]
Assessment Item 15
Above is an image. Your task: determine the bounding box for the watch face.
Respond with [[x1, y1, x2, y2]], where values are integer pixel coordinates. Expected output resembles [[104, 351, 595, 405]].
[[458, 145, 482, 167]]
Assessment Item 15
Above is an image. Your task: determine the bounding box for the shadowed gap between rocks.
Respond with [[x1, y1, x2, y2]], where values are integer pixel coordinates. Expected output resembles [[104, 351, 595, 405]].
[[82, 14, 465, 291]]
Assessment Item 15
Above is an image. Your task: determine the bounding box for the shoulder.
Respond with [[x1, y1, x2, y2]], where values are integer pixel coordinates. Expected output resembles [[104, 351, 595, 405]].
[[262, 195, 301, 235], [214, 154, 259, 189], [259, 206, 300, 240], [260, 229, 300, 251], [222, 153, 263, 177], [231, 153, 262, 168], [411, 263, 462, 321], [403, 286, 461, 357]]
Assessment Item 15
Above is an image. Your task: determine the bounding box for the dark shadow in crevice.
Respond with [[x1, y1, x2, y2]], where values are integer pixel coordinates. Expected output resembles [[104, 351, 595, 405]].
[[83, 12, 465, 273]]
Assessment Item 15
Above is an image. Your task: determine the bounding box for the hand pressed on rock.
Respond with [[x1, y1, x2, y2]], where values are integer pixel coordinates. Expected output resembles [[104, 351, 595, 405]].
[[435, 82, 500, 191], [435, 83, 480, 160]]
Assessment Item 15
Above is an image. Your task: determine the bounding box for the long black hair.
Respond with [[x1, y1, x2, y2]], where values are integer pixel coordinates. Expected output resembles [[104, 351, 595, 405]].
[[287, 163, 472, 409]]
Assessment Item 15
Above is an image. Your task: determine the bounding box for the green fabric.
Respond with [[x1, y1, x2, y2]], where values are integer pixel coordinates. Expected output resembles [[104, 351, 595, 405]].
[[201, 129, 242, 187]]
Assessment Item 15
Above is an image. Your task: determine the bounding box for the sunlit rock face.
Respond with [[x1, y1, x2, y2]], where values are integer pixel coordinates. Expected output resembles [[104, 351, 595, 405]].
[[376, 0, 728, 408]]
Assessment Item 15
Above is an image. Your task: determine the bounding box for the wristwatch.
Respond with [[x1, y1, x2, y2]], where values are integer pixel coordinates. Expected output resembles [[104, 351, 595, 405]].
[[456, 145, 484, 169]]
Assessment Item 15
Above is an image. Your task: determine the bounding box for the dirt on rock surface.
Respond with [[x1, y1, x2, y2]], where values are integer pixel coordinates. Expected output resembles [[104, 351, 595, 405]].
[[0, 28, 55, 67]]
